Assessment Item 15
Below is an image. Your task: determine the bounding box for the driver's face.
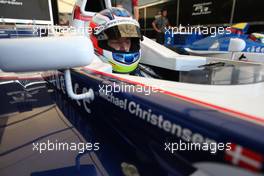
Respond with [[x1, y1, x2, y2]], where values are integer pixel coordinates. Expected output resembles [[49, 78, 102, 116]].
[[108, 38, 131, 52]]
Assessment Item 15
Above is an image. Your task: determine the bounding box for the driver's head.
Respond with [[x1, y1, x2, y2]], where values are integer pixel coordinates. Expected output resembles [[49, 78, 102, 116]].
[[90, 7, 142, 73]]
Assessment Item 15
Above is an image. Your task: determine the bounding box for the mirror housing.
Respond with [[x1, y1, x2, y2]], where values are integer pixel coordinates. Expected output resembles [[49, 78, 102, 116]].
[[0, 36, 94, 72], [0, 36, 95, 100], [228, 38, 246, 52]]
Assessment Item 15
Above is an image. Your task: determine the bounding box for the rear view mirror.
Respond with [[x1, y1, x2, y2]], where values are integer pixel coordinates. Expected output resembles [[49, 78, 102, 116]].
[[0, 36, 94, 72], [0, 36, 95, 100], [228, 38, 246, 52]]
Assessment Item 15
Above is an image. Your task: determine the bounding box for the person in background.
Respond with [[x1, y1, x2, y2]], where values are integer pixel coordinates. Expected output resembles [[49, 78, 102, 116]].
[[152, 8, 170, 44], [154, 10, 161, 20], [111, 0, 139, 20], [59, 13, 70, 26]]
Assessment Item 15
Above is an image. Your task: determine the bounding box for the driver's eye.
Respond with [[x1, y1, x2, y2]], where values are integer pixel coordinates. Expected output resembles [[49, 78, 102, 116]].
[[112, 41, 120, 44], [109, 41, 120, 45]]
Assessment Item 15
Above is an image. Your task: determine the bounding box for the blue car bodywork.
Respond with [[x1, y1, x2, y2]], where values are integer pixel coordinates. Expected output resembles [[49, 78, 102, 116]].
[[44, 68, 264, 175], [165, 24, 264, 56]]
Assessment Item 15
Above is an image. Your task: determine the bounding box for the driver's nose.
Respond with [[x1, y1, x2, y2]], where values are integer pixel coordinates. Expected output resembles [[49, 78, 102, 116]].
[[119, 41, 130, 52]]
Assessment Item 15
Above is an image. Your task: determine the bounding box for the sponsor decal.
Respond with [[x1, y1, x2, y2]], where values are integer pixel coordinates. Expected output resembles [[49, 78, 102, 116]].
[[98, 88, 216, 147], [94, 19, 139, 35], [6, 81, 46, 104], [225, 143, 263, 172], [192, 2, 212, 16], [51, 71, 94, 114], [0, 0, 23, 6], [247, 46, 264, 53]]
